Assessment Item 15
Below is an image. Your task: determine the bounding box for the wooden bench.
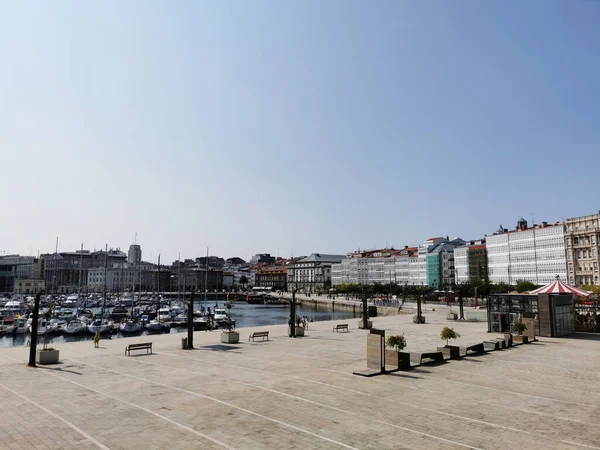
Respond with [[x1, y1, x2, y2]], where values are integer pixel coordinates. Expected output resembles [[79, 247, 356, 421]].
[[249, 331, 269, 341], [125, 342, 152, 356], [333, 324, 349, 333]]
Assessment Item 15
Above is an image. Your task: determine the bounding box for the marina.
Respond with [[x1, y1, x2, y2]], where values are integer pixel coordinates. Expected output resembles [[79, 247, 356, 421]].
[[0, 294, 359, 348]]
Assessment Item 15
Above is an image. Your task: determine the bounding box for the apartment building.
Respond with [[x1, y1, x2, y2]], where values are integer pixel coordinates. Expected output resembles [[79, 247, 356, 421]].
[[564, 212, 600, 285], [487, 218, 566, 285]]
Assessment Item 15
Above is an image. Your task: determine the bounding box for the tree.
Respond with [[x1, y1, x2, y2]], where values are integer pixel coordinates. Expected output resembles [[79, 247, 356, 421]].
[[515, 280, 538, 293], [440, 326, 460, 346], [453, 282, 472, 320], [386, 334, 407, 352], [490, 282, 512, 294]]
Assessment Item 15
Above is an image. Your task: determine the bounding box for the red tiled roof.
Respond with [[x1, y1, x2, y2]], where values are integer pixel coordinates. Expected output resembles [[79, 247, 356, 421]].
[[469, 244, 486, 250]]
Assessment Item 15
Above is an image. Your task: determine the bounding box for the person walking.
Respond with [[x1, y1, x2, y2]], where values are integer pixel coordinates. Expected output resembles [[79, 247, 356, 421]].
[[94, 330, 100, 348]]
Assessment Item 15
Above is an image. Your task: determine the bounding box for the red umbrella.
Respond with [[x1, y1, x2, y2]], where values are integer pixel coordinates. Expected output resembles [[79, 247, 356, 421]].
[[529, 279, 591, 298]]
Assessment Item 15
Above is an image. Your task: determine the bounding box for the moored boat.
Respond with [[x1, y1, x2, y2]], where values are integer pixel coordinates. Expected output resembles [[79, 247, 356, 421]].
[[119, 319, 142, 333], [64, 320, 88, 335], [88, 319, 113, 334]]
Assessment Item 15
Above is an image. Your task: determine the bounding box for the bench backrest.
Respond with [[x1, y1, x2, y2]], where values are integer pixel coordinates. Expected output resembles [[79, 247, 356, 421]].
[[128, 343, 152, 349], [252, 332, 268, 336]]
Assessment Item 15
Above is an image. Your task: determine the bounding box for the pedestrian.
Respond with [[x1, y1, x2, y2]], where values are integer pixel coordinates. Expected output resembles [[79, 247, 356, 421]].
[[93, 330, 100, 348]]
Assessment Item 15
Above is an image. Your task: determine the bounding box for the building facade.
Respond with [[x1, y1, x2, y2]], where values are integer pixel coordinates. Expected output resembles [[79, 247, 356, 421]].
[[255, 267, 287, 290], [487, 219, 566, 285], [13, 279, 46, 295], [454, 246, 469, 283], [564, 212, 600, 286], [287, 253, 343, 293]]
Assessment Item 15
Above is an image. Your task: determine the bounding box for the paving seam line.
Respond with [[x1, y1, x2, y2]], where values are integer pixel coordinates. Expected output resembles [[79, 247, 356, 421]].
[[3, 356, 235, 450]]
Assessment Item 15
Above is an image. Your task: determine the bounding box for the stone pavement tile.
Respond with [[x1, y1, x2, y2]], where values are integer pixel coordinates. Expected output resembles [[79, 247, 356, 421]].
[[2, 309, 600, 449]]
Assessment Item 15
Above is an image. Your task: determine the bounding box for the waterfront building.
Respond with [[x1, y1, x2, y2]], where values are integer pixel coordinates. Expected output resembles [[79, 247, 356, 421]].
[[486, 218, 566, 285], [88, 267, 134, 292], [233, 267, 256, 288], [45, 248, 126, 293], [13, 278, 45, 295], [44, 251, 91, 293], [255, 266, 287, 290], [223, 271, 234, 288], [0, 255, 36, 279], [426, 243, 457, 288], [454, 239, 488, 284], [0, 263, 14, 293], [564, 212, 600, 285], [454, 246, 469, 283], [287, 253, 344, 294], [395, 246, 418, 285], [468, 241, 488, 282]]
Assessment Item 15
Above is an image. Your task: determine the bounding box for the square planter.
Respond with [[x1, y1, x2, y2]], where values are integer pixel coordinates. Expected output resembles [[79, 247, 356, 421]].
[[446, 313, 458, 320], [358, 320, 373, 330], [412, 315, 426, 324], [437, 345, 460, 360], [220, 331, 240, 344], [288, 326, 305, 336], [513, 335, 529, 344], [36, 349, 59, 365]]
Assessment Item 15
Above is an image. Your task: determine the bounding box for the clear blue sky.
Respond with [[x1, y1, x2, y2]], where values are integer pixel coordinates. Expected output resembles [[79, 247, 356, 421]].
[[1, 1, 599, 263]]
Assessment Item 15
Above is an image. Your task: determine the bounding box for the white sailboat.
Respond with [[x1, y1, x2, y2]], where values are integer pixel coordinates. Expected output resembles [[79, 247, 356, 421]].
[[64, 319, 88, 334], [119, 319, 142, 333], [14, 318, 28, 334], [88, 318, 113, 334], [145, 319, 166, 332]]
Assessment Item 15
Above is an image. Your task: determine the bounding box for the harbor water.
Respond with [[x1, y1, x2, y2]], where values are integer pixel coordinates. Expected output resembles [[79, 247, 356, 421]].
[[0, 299, 359, 348]]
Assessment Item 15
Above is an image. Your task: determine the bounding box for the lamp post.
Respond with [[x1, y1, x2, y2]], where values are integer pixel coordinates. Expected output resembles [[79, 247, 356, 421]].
[[186, 289, 197, 349], [289, 287, 304, 338], [28, 290, 45, 367]]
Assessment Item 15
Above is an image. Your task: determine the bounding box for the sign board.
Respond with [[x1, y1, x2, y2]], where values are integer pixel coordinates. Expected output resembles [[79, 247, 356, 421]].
[[367, 328, 385, 372], [522, 317, 535, 340]]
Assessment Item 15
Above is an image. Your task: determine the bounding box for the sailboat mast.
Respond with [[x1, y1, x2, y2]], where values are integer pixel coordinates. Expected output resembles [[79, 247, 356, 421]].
[[204, 247, 208, 304], [79, 243, 83, 296], [102, 244, 107, 319]]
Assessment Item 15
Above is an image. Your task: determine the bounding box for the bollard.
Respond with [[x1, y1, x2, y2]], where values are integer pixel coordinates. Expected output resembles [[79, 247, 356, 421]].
[[181, 337, 188, 349]]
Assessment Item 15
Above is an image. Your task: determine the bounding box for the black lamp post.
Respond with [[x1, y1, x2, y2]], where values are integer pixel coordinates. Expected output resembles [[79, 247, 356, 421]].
[[186, 289, 197, 349], [290, 287, 304, 338], [28, 290, 45, 367]]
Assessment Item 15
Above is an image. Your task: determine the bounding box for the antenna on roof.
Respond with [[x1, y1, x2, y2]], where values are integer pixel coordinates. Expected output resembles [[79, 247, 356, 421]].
[[134, 232, 137, 245]]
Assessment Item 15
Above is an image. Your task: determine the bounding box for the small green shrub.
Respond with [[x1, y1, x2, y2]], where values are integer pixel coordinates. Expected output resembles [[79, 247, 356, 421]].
[[440, 326, 460, 346], [386, 334, 407, 352], [512, 320, 527, 336]]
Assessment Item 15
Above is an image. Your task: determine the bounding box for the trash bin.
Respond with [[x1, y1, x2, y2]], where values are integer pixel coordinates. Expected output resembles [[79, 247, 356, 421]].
[[181, 337, 188, 349]]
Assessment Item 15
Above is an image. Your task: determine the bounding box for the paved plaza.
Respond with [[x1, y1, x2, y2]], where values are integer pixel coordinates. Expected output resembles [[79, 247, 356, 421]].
[[1, 306, 600, 450]]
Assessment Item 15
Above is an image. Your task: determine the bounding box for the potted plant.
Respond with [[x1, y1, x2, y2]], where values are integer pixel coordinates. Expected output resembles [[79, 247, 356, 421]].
[[438, 326, 461, 359], [385, 334, 410, 370], [511, 319, 528, 344], [36, 302, 60, 364], [220, 301, 239, 344]]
